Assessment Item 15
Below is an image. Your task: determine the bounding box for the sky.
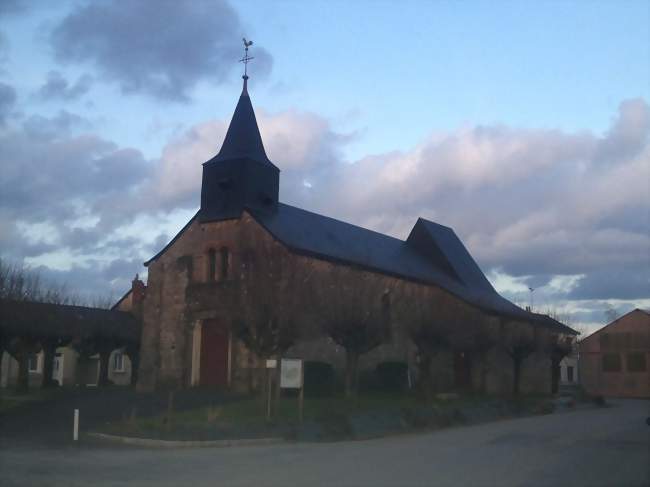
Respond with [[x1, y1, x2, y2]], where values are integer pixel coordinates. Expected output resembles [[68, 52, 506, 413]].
[[0, 0, 648, 334]]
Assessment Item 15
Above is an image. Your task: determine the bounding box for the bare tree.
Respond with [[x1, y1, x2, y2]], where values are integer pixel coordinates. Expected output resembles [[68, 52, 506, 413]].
[[232, 241, 304, 397], [448, 313, 498, 393], [396, 289, 469, 400], [1, 258, 125, 390], [500, 320, 540, 395], [603, 304, 618, 324], [545, 332, 575, 393], [318, 267, 391, 397]]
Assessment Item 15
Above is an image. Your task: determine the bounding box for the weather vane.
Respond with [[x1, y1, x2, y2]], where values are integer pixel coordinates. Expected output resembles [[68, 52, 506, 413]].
[[240, 38, 254, 78]]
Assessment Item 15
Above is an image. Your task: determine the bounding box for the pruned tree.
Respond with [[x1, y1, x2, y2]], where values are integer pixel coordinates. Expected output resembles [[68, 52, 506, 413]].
[[448, 312, 498, 393], [0, 258, 136, 390], [545, 332, 575, 393], [232, 238, 306, 397], [5, 336, 42, 393], [317, 266, 391, 397], [500, 320, 540, 395], [395, 288, 469, 399]]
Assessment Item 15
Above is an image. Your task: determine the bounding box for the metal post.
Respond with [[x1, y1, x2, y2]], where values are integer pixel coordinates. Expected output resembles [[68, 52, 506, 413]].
[[73, 409, 79, 441], [298, 365, 304, 424], [266, 368, 272, 421]]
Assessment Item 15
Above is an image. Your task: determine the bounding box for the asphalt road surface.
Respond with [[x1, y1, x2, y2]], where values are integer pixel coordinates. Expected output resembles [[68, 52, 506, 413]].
[[1, 399, 648, 487]]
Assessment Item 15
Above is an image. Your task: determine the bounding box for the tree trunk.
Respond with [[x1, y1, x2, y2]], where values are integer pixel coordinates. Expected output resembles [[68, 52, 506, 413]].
[[344, 350, 359, 397], [126, 348, 140, 387], [97, 349, 112, 387], [480, 360, 488, 395], [417, 353, 433, 400], [551, 357, 560, 394], [15, 351, 29, 394], [0, 344, 4, 392], [513, 357, 521, 396], [40, 342, 57, 388]]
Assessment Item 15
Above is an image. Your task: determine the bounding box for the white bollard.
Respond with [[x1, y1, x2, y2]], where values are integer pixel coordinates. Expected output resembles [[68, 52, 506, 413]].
[[73, 409, 79, 441]]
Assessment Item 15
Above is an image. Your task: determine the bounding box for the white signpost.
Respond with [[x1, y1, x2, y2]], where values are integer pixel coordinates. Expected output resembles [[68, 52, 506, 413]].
[[280, 359, 304, 423], [280, 359, 303, 389], [73, 408, 79, 441]]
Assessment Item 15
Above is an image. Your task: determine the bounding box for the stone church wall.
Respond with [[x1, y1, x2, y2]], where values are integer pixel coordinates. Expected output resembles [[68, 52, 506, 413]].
[[137, 211, 555, 395]]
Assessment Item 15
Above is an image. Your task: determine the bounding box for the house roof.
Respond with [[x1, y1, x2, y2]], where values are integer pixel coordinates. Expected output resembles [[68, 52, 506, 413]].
[[530, 312, 579, 336], [579, 308, 650, 343], [0, 299, 141, 342]]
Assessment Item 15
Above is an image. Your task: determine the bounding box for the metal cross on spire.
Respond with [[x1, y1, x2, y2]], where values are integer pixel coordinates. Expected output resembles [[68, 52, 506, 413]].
[[240, 37, 254, 78]]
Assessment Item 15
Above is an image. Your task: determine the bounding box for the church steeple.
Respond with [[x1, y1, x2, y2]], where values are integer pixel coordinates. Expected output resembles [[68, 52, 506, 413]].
[[199, 40, 280, 223], [211, 76, 274, 167]]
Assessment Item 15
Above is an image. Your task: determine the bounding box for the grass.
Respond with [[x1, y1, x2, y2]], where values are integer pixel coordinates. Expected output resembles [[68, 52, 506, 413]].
[[0, 388, 62, 414], [97, 391, 558, 442]]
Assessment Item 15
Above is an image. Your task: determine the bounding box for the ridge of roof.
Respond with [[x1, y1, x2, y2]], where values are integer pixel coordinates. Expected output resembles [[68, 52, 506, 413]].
[[144, 210, 200, 266], [579, 308, 650, 342], [110, 288, 132, 311], [407, 218, 496, 293]]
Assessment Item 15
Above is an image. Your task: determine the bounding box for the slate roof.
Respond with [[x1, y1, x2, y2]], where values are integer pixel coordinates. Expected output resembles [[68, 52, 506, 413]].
[[0, 299, 141, 342], [205, 79, 277, 168], [250, 203, 541, 322], [579, 308, 650, 343], [144, 203, 576, 334], [407, 219, 496, 293]]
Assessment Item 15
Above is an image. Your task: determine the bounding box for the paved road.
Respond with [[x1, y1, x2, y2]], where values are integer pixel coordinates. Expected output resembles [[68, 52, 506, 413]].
[[1, 399, 648, 487]]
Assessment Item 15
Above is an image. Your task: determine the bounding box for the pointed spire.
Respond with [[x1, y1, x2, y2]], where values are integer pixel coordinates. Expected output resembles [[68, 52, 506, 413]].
[[212, 75, 273, 166]]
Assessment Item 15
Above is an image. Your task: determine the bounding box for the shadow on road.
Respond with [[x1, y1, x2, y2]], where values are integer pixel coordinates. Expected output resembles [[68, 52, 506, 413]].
[[0, 387, 237, 448]]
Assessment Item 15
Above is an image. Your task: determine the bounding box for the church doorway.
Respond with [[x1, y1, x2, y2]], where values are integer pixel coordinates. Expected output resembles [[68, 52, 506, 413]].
[[200, 319, 229, 387]]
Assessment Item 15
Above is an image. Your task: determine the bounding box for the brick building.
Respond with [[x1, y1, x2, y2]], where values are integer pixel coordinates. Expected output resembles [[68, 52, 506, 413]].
[[134, 75, 576, 394], [579, 309, 650, 398]]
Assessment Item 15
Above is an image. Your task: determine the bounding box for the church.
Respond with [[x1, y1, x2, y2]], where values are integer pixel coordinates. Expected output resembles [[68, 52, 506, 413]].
[[129, 66, 576, 395]]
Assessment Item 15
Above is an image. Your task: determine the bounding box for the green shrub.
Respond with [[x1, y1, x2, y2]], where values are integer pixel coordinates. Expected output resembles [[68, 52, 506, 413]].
[[375, 361, 409, 392], [303, 361, 338, 397]]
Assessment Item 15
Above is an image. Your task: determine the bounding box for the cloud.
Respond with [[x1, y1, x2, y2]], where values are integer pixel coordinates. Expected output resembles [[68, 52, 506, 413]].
[[0, 82, 16, 125], [50, 0, 272, 101], [0, 0, 26, 17], [0, 111, 153, 266], [116, 96, 649, 305], [36, 71, 93, 101], [1, 91, 647, 312], [139, 108, 351, 210], [306, 99, 649, 303]]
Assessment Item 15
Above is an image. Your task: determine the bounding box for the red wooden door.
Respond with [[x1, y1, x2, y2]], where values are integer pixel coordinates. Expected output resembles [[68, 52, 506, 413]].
[[200, 319, 229, 387]]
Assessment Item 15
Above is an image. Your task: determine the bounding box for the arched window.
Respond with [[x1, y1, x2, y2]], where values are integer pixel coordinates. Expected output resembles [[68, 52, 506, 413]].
[[207, 248, 217, 281], [220, 247, 230, 280]]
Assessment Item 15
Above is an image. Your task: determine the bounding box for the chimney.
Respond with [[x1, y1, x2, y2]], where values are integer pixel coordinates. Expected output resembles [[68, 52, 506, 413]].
[[132, 274, 146, 306]]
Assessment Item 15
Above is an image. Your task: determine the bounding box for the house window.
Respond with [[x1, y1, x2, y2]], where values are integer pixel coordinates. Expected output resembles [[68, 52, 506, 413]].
[[28, 353, 41, 373], [602, 353, 621, 372], [626, 353, 646, 372], [220, 247, 230, 280], [207, 248, 217, 281], [112, 352, 125, 372], [567, 366, 574, 382]]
